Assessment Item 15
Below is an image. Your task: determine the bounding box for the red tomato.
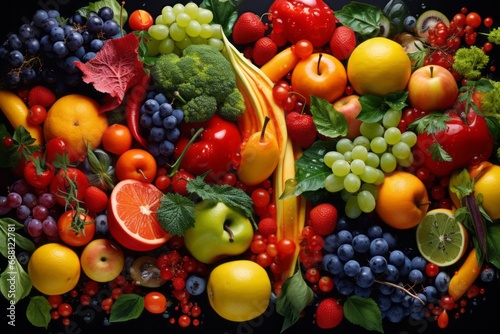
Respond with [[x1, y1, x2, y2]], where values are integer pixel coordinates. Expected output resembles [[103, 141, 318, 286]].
[[293, 39, 313, 59], [144, 292, 167, 314], [45, 137, 71, 163], [115, 149, 157, 183], [57, 209, 95, 247], [128, 9, 154, 31], [465, 12, 482, 28], [27, 105, 47, 125], [50, 167, 89, 207], [23, 159, 55, 188]]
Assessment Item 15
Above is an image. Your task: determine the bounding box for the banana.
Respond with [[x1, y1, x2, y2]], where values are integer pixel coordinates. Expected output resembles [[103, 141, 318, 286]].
[[222, 32, 307, 282], [0, 89, 44, 145]]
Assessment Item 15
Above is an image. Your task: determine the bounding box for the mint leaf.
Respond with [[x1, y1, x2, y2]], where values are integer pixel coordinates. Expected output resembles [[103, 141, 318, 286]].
[[343, 296, 383, 333], [334, 2, 383, 37], [157, 194, 196, 236], [109, 293, 144, 322], [0, 256, 32, 303], [276, 269, 313, 333], [26, 296, 51, 328], [310, 95, 348, 138]]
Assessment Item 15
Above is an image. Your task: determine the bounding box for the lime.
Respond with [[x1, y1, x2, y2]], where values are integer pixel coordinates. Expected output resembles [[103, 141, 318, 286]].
[[416, 208, 469, 267]]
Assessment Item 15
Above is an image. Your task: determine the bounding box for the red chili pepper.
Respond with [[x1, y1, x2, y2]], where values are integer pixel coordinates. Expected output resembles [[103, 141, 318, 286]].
[[126, 72, 150, 148]]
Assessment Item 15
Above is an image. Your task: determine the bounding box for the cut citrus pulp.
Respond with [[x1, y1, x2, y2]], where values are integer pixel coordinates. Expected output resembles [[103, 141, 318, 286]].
[[415, 208, 469, 267], [108, 179, 171, 251]]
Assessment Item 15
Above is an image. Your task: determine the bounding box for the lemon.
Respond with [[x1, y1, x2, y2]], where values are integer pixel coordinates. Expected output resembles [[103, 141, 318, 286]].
[[207, 260, 271, 322], [28, 243, 81, 295], [416, 209, 469, 267], [347, 37, 411, 97]]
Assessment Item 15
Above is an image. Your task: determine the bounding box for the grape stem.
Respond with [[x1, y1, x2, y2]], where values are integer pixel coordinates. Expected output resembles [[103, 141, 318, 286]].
[[374, 279, 425, 305]]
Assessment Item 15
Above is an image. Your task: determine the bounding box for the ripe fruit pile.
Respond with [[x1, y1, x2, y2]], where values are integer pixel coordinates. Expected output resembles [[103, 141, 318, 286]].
[[1, 0, 500, 333]]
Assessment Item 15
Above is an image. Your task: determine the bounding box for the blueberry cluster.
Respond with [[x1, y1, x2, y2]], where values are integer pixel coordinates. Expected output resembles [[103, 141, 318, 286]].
[[321, 215, 449, 323], [140, 91, 185, 165], [0, 7, 120, 90]]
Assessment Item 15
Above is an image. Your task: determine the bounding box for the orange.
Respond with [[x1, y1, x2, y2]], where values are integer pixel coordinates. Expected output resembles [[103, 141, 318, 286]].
[[43, 94, 108, 161], [375, 170, 430, 229], [27, 243, 81, 295], [107, 179, 171, 251], [101, 123, 133, 156], [347, 37, 411, 97]]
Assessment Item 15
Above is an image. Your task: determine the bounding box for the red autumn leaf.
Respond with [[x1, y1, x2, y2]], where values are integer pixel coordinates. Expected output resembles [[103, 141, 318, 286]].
[[75, 33, 144, 113]]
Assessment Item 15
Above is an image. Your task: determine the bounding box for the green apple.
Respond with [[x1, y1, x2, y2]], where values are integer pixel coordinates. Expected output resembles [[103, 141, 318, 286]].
[[184, 200, 254, 264]]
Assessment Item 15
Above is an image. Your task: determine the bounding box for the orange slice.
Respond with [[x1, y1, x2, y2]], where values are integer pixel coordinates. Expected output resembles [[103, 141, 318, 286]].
[[108, 179, 171, 251]]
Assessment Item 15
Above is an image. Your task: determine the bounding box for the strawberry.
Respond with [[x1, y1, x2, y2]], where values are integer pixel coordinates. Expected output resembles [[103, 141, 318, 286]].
[[252, 37, 278, 66], [257, 217, 277, 237], [232, 12, 266, 45], [83, 186, 109, 214], [329, 26, 357, 60], [308, 203, 338, 236], [27, 85, 56, 108], [285, 111, 317, 148], [315, 298, 343, 329]]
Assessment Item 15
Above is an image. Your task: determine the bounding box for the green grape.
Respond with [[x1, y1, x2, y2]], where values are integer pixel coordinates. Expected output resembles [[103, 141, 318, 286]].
[[351, 145, 368, 161], [374, 169, 385, 185], [382, 109, 402, 128], [391, 141, 411, 159], [365, 152, 380, 168], [345, 195, 362, 219], [176, 37, 192, 50], [324, 151, 344, 168], [370, 136, 387, 154], [173, 3, 185, 15], [176, 12, 191, 27], [324, 174, 345, 193], [184, 2, 199, 19], [155, 15, 164, 25], [169, 23, 186, 41], [190, 36, 207, 44], [332, 160, 351, 177], [208, 38, 223, 50], [211, 24, 223, 39], [343, 151, 353, 162], [357, 190, 376, 213], [383, 127, 402, 145], [396, 154, 414, 168], [145, 38, 160, 56], [380, 152, 397, 173], [360, 183, 378, 199], [199, 23, 213, 38], [158, 38, 175, 54], [360, 165, 379, 184], [353, 135, 370, 150], [197, 8, 214, 24], [401, 131, 417, 147], [148, 24, 169, 40], [344, 173, 361, 193], [336, 138, 353, 154], [186, 20, 202, 37], [162, 9, 176, 25], [350, 159, 366, 175], [360, 122, 384, 139], [340, 189, 353, 202]]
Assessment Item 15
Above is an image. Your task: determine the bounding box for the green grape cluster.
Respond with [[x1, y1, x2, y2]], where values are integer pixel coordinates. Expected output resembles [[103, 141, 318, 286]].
[[146, 2, 223, 55], [323, 109, 418, 219]]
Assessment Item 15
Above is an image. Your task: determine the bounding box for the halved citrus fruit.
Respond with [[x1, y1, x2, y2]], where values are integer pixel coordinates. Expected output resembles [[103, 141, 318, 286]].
[[108, 179, 171, 251], [416, 208, 469, 267]]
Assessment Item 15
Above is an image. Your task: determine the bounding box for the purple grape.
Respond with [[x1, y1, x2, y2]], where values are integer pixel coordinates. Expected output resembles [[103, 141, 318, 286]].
[[7, 192, 22, 208], [32, 205, 49, 221], [11, 179, 33, 195], [22, 192, 38, 209], [38, 193, 56, 208], [27, 218, 43, 238], [42, 216, 58, 236], [16, 204, 31, 220]]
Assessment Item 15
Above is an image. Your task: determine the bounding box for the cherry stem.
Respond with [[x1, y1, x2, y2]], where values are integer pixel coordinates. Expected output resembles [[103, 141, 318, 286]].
[[260, 116, 271, 142], [317, 53, 323, 75], [375, 280, 425, 305], [224, 223, 235, 242]]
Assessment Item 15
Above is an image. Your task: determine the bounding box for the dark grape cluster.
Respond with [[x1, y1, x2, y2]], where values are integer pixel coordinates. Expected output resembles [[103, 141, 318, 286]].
[[0, 7, 121, 91], [140, 90, 185, 166]]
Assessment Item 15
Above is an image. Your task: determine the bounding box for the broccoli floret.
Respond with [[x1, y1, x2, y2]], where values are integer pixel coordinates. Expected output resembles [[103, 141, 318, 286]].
[[452, 46, 489, 80], [151, 44, 245, 123]]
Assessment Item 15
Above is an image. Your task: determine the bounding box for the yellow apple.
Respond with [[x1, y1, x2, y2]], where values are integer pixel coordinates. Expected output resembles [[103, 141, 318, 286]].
[[80, 239, 125, 282], [332, 94, 363, 139]]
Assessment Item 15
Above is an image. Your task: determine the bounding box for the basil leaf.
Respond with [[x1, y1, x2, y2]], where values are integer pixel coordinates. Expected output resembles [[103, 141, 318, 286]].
[[109, 293, 144, 322], [0, 256, 32, 303], [26, 296, 52, 328], [200, 0, 238, 37], [310, 96, 348, 138], [486, 224, 500, 269], [334, 2, 383, 37], [343, 295, 383, 333]]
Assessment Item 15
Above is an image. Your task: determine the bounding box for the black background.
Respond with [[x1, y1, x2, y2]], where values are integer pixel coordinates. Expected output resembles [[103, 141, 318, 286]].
[[2, 0, 500, 333]]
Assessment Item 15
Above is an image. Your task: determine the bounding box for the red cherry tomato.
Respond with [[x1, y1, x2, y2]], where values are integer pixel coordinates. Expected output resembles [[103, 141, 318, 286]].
[[128, 9, 154, 31], [293, 39, 313, 59], [27, 105, 47, 125], [57, 209, 95, 247], [45, 137, 70, 163], [144, 292, 167, 314], [23, 159, 55, 188], [465, 12, 482, 28]]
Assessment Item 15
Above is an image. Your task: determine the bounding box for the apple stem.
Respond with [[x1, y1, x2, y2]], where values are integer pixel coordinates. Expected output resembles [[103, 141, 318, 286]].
[[317, 53, 323, 75], [417, 200, 431, 208], [260, 116, 271, 142], [429, 65, 434, 78], [224, 223, 235, 242]]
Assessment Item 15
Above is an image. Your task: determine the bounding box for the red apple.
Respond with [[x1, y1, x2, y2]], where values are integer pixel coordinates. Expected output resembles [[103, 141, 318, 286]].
[[80, 238, 125, 282], [332, 94, 363, 139], [407, 65, 458, 111], [291, 53, 347, 105]]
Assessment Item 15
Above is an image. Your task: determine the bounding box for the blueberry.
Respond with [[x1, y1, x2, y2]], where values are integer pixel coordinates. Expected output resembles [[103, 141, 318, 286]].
[[369, 237, 389, 256], [344, 259, 361, 277], [352, 234, 370, 253], [389, 250, 405, 267], [404, 15, 417, 32], [481, 267, 495, 282], [95, 214, 108, 235], [337, 244, 354, 262], [356, 266, 375, 288], [185, 275, 206, 295], [370, 255, 388, 274]]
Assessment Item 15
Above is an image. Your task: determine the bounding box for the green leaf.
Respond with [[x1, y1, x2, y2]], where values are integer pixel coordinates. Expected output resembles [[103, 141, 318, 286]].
[[310, 95, 348, 138], [109, 293, 144, 322], [409, 113, 450, 135], [14, 233, 36, 253], [343, 296, 383, 333], [280, 140, 337, 199], [357, 91, 408, 123], [276, 269, 313, 333], [77, 0, 128, 28], [0, 256, 32, 303], [200, 0, 239, 37], [26, 296, 52, 328], [486, 224, 500, 269], [157, 194, 196, 236], [334, 1, 384, 37]]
